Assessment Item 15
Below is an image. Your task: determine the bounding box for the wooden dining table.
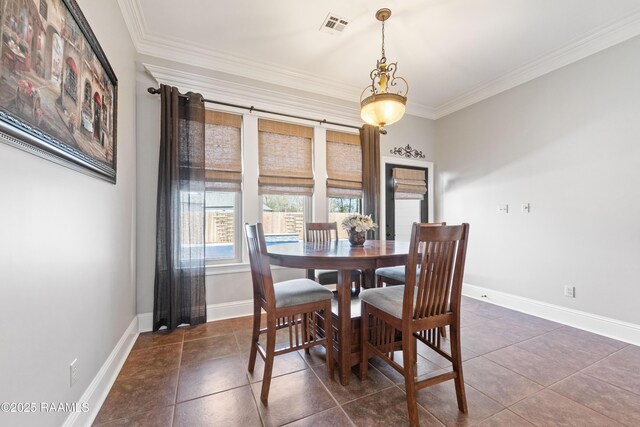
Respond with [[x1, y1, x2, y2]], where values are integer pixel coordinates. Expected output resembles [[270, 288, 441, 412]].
[[267, 239, 410, 385]]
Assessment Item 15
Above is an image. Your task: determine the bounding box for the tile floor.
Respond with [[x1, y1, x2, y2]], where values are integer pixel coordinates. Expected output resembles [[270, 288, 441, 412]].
[[93, 297, 640, 426]]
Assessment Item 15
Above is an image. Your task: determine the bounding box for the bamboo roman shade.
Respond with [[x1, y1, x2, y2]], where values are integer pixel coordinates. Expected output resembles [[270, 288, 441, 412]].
[[393, 168, 427, 200], [258, 119, 314, 196], [326, 130, 362, 198], [205, 110, 242, 192]]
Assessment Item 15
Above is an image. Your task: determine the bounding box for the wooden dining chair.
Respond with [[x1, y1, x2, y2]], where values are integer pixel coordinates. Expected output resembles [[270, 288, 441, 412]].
[[359, 223, 470, 427], [245, 223, 334, 403], [304, 222, 362, 293], [375, 222, 446, 288]]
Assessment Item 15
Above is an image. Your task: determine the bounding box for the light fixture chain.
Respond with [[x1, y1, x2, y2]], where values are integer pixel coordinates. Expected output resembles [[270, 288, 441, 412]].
[[381, 19, 386, 60]]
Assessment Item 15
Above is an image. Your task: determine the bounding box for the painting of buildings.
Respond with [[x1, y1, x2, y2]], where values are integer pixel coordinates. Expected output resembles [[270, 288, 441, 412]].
[[0, 0, 116, 180]]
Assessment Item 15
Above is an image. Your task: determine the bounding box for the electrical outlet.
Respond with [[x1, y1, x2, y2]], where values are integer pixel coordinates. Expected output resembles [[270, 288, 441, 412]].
[[70, 359, 78, 387], [564, 286, 576, 298]]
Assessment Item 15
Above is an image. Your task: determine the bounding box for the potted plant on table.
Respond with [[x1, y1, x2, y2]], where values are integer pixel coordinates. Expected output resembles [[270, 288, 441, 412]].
[[341, 214, 378, 246]]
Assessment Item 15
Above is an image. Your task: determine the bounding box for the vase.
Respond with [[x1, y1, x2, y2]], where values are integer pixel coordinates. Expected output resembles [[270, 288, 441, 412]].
[[348, 228, 366, 246]]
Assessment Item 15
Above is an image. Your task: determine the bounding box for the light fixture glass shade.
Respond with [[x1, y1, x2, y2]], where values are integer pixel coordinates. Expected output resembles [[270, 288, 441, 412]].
[[360, 93, 407, 128]]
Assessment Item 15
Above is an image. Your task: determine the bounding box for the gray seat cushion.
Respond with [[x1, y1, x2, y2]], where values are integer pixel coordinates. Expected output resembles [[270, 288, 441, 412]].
[[359, 285, 407, 319], [316, 269, 361, 285], [375, 266, 406, 283], [274, 279, 334, 308]]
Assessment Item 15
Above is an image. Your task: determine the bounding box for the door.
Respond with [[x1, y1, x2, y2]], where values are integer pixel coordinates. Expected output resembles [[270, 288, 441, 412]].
[[384, 163, 429, 240]]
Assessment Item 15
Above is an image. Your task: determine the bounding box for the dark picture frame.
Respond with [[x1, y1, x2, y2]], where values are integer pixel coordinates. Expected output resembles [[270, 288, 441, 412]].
[[0, 0, 117, 183]]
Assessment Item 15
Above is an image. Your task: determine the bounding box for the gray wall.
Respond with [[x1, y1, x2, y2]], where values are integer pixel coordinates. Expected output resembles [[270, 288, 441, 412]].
[[0, 1, 137, 425], [135, 68, 436, 315], [435, 36, 640, 324]]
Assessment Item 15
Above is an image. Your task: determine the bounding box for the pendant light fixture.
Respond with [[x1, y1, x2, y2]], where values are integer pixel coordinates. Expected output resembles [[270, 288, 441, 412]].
[[360, 8, 408, 134]]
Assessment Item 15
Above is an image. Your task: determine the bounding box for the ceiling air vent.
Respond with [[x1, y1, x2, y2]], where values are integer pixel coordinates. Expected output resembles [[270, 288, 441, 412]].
[[319, 13, 350, 35]]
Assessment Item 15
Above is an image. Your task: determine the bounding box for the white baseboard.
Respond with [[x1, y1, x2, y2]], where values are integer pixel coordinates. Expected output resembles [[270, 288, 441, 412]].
[[63, 317, 139, 427], [138, 299, 254, 333], [462, 283, 640, 346]]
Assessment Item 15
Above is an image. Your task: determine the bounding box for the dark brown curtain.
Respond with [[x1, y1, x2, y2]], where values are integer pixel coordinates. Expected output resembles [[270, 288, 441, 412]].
[[360, 124, 381, 239], [153, 85, 207, 331]]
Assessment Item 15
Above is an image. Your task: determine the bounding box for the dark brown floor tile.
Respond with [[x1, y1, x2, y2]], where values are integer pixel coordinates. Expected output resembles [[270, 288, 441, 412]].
[[484, 345, 577, 386], [93, 405, 174, 426], [414, 382, 504, 427], [474, 410, 534, 427], [462, 301, 516, 320], [133, 329, 184, 351], [551, 373, 640, 426], [173, 385, 261, 427], [93, 369, 179, 424], [298, 345, 330, 368], [542, 327, 628, 358], [176, 355, 249, 403], [582, 346, 640, 395], [417, 339, 479, 367], [244, 349, 309, 383], [460, 311, 494, 328], [183, 320, 235, 342], [515, 334, 604, 369], [180, 334, 239, 366], [511, 389, 621, 427], [311, 362, 394, 404], [457, 327, 514, 355], [235, 326, 297, 353], [234, 328, 254, 352], [251, 369, 336, 427], [497, 311, 562, 333], [468, 319, 543, 344], [119, 343, 182, 378], [225, 314, 256, 332], [370, 352, 443, 384], [342, 386, 444, 426], [283, 406, 352, 427], [461, 357, 542, 406]]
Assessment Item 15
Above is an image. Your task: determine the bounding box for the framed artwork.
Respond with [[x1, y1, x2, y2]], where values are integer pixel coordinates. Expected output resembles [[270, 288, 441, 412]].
[[0, 0, 117, 183]]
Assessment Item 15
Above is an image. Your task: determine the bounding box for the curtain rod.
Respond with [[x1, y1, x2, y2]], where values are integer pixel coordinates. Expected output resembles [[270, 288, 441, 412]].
[[147, 87, 364, 132]]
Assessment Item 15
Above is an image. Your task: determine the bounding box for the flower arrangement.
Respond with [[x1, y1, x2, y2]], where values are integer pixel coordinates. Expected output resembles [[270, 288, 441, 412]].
[[341, 214, 378, 233]]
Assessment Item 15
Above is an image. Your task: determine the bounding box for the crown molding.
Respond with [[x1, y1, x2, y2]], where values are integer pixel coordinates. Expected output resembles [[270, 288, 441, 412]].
[[119, 1, 640, 121], [118, 1, 435, 119], [143, 63, 364, 127], [433, 9, 640, 118]]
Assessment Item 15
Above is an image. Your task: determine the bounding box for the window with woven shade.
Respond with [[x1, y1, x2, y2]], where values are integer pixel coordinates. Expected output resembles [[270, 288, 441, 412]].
[[326, 130, 362, 198], [327, 130, 362, 238], [258, 119, 314, 196], [392, 168, 427, 200], [205, 110, 242, 191], [204, 109, 242, 263]]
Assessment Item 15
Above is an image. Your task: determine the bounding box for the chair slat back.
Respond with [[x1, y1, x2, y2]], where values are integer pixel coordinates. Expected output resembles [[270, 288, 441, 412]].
[[245, 223, 276, 308], [305, 222, 338, 243], [404, 223, 469, 321]]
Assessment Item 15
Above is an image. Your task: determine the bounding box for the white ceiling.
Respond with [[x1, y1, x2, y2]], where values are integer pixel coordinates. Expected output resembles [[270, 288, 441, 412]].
[[118, 0, 640, 118]]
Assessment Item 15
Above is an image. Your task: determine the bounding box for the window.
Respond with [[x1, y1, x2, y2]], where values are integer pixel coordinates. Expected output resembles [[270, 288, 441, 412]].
[[39, 0, 48, 19], [64, 58, 77, 101], [204, 110, 242, 263], [258, 119, 314, 244], [84, 80, 91, 105], [329, 197, 362, 239], [262, 195, 309, 243], [205, 191, 241, 262], [326, 130, 362, 238]]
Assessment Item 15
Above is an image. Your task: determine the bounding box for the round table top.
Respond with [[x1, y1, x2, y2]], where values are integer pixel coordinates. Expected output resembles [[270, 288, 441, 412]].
[[267, 239, 410, 264]]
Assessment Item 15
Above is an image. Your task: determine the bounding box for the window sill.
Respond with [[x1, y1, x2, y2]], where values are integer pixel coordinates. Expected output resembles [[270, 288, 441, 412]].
[[205, 262, 289, 276]]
